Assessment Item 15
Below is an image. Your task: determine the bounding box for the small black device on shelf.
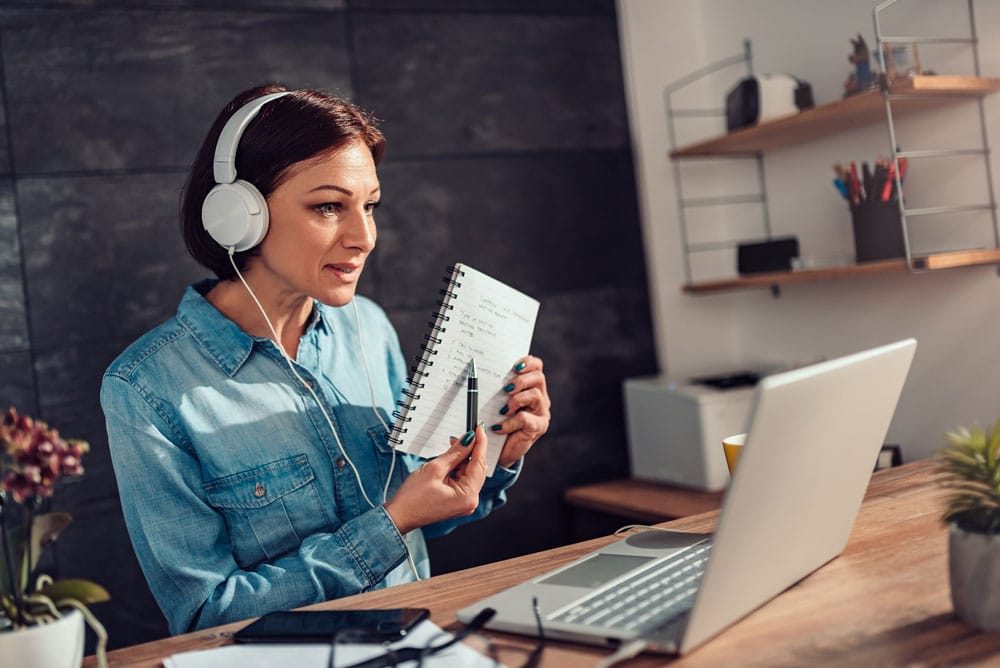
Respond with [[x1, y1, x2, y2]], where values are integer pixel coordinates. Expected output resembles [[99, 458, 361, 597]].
[[737, 236, 800, 275]]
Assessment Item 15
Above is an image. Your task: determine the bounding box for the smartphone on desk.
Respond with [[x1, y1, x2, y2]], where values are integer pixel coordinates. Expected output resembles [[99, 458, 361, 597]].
[[233, 608, 430, 644]]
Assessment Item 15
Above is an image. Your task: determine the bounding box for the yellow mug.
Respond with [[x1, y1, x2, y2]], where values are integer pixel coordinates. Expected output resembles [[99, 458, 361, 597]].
[[722, 433, 747, 476]]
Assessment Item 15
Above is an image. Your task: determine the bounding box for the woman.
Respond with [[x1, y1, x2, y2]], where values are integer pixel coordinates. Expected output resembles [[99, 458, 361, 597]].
[[100, 84, 550, 635]]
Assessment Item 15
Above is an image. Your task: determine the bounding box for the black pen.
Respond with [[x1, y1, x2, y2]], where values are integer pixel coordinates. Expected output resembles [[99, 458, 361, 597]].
[[862, 161, 873, 204], [466, 358, 478, 434]]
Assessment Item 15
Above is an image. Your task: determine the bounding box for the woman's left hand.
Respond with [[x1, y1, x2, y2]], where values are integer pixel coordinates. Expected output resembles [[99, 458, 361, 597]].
[[492, 355, 550, 469]]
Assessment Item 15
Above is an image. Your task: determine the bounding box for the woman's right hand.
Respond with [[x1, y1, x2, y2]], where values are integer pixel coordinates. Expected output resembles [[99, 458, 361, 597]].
[[383, 424, 488, 534]]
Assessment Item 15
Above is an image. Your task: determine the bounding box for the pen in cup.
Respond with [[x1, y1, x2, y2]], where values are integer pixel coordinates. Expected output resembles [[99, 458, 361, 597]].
[[881, 160, 895, 202], [833, 177, 848, 199], [849, 161, 860, 206]]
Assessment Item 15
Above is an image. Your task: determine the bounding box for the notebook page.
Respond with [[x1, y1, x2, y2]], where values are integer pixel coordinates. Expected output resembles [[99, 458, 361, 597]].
[[392, 263, 539, 474]]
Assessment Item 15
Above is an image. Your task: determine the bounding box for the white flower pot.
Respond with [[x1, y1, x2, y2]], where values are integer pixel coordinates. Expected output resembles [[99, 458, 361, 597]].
[[0, 608, 84, 668], [949, 523, 1000, 631]]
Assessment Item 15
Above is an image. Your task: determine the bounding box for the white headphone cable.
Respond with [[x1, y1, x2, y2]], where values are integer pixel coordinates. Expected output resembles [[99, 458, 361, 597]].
[[351, 299, 397, 504], [227, 249, 420, 579], [351, 300, 421, 582]]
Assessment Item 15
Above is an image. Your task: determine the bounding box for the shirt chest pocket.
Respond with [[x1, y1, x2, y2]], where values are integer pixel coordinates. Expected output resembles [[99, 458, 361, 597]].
[[369, 420, 415, 500], [203, 455, 331, 569]]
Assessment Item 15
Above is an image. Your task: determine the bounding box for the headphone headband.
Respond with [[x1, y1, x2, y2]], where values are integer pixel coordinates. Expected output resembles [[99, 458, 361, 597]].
[[212, 91, 291, 184], [202, 90, 291, 253]]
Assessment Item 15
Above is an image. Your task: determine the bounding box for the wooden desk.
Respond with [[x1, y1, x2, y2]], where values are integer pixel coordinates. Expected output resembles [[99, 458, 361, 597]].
[[85, 460, 1000, 667], [563, 479, 724, 523]]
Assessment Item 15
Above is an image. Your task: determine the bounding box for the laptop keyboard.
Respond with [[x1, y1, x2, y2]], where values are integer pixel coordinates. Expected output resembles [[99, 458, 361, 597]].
[[550, 540, 713, 633]]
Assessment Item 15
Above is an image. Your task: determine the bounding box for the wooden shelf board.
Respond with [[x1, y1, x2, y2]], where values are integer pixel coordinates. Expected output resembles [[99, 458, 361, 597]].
[[895, 74, 1000, 95], [913, 247, 1000, 270], [670, 75, 1000, 158], [683, 248, 1000, 295], [564, 479, 724, 523]]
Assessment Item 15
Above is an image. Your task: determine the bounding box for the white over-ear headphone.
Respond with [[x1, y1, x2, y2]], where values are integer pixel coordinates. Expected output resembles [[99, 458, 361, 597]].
[[202, 91, 291, 252]]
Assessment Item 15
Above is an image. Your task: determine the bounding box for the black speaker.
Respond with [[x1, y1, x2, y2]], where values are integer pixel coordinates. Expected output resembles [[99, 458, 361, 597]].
[[737, 236, 799, 275]]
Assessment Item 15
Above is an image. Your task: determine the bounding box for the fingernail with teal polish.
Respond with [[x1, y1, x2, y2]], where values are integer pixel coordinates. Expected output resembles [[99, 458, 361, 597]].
[[460, 429, 475, 446], [499, 405, 509, 416], [490, 424, 502, 432], [503, 383, 515, 393], [514, 361, 526, 372]]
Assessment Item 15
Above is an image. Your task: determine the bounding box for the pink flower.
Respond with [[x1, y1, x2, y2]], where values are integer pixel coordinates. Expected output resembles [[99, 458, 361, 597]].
[[1, 407, 89, 503]]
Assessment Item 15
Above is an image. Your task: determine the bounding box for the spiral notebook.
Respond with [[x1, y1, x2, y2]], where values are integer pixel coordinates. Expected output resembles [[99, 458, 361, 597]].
[[388, 263, 539, 474]]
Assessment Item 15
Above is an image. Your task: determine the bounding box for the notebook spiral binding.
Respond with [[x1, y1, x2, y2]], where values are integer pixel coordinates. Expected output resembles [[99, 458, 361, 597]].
[[388, 265, 466, 445]]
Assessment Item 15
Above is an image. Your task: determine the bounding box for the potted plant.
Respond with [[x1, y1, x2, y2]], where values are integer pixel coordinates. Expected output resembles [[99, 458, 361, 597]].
[[0, 407, 109, 667], [937, 420, 1000, 631]]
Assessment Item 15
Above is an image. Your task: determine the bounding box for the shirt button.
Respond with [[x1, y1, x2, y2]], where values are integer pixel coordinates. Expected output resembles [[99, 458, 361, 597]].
[[254, 482, 266, 498], [335, 457, 346, 469]]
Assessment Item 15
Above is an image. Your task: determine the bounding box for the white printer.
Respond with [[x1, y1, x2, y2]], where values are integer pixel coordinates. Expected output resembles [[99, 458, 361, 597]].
[[623, 376, 755, 491]]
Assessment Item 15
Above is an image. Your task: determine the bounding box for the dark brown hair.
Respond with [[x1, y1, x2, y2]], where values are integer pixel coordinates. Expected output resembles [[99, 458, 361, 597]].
[[181, 84, 386, 279]]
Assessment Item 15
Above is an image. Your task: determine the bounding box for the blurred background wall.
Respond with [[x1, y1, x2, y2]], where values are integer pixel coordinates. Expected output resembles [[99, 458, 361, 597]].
[[0, 0, 654, 649]]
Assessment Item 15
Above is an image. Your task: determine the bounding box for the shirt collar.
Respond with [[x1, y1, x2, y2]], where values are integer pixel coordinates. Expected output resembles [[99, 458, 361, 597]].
[[176, 279, 256, 377], [306, 300, 327, 335], [176, 280, 330, 376]]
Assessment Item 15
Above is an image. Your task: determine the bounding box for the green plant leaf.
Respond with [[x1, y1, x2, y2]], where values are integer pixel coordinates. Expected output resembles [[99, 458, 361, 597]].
[[30, 513, 71, 555], [1, 512, 72, 597], [987, 420, 1000, 463], [940, 449, 983, 469], [946, 426, 973, 445], [938, 420, 1000, 534], [0, 523, 26, 599], [37, 578, 109, 606], [1, 592, 18, 619], [20, 512, 72, 590]]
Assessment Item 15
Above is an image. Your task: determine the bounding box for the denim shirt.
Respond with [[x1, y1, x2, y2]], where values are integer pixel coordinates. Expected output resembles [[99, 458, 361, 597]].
[[100, 280, 519, 635]]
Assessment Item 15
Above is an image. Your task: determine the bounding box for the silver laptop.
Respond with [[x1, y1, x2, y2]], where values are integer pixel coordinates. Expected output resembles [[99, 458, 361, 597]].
[[457, 339, 916, 655]]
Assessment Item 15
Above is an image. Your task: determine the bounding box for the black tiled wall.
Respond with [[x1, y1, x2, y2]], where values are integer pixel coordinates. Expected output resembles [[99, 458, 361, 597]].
[[0, 0, 656, 649]]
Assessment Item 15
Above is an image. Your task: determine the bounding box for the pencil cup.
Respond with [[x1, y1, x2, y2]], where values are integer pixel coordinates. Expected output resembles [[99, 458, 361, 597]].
[[722, 433, 746, 477], [851, 203, 905, 263]]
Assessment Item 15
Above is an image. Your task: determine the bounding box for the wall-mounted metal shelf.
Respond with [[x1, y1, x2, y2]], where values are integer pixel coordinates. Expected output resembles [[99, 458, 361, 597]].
[[671, 75, 1000, 159], [667, 0, 1000, 296]]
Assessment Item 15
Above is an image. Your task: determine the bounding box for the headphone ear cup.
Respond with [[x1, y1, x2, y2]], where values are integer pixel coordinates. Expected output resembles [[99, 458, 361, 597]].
[[201, 180, 269, 253]]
